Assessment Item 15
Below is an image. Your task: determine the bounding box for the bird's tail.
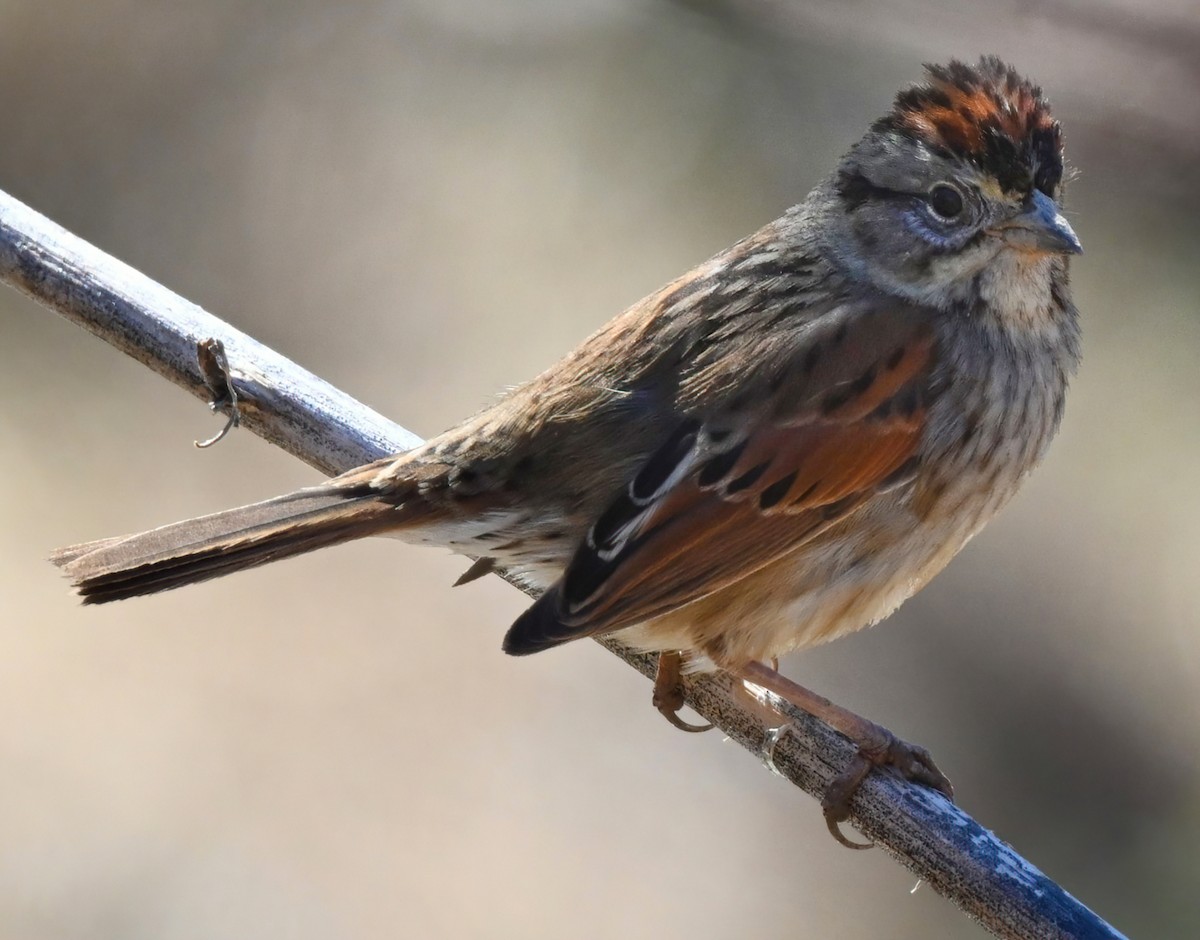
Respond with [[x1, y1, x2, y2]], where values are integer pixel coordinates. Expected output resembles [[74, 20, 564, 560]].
[[51, 483, 401, 604]]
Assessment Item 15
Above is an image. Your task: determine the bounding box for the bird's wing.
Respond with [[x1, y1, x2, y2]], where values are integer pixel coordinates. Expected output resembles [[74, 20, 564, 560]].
[[503, 302, 937, 654]]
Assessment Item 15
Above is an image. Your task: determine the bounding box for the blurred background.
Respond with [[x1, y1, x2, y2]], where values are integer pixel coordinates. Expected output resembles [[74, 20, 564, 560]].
[[1, 1, 1197, 937]]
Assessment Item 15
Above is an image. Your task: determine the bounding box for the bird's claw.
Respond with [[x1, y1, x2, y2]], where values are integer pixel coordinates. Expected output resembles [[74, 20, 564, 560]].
[[652, 651, 714, 733], [820, 729, 954, 850]]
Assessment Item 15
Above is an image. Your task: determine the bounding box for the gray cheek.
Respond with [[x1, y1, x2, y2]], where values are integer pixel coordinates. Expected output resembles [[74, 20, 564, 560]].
[[926, 241, 1001, 295], [849, 205, 890, 256], [852, 207, 933, 281]]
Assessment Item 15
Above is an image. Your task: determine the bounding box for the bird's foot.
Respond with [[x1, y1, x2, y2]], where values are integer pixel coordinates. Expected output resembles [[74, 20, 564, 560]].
[[740, 660, 953, 849], [652, 651, 714, 733], [820, 723, 952, 849]]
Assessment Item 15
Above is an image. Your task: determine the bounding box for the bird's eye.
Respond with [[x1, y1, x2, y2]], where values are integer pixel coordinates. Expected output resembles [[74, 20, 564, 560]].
[[928, 184, 964, 220]]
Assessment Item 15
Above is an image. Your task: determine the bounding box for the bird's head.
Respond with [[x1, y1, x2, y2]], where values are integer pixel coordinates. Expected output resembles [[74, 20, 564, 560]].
[[825, 57, 1080, 311]]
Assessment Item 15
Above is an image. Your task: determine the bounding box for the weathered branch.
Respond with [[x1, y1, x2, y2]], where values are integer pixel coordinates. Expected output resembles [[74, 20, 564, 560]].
[[0, 188, 1125, 940]]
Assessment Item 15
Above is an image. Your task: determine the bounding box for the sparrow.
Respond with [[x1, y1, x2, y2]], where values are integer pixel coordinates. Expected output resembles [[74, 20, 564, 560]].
[[53, 57, 1081, 844]]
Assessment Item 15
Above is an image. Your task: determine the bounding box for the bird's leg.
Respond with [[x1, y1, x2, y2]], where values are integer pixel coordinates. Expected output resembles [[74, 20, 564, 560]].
[[736, 660, 953, 849], [651, 651, 714, 733]]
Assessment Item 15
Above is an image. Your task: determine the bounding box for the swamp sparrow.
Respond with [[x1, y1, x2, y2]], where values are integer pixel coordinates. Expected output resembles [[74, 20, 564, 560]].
[[54, 57, 1081, 843]]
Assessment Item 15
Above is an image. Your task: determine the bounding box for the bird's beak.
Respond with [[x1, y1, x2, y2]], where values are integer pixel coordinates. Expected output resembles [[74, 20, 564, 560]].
[[999, 190, 1082, 256]]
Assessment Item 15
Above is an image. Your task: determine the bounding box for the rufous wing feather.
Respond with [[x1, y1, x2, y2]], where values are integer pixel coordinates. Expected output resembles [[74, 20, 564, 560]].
[[503, 311, 935, 655]]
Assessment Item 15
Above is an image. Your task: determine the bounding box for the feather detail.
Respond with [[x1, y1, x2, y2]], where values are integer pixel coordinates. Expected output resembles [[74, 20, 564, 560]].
[[502, 307, 937, 655], [454, 556, 497, 586], [51, 486, 401, 603], [880, 56, 1063, 198], [50, 451, 459, 604]]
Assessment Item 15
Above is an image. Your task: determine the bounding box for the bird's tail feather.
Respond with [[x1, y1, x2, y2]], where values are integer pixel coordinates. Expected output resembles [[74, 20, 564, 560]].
[[51, 486, 400, 604]]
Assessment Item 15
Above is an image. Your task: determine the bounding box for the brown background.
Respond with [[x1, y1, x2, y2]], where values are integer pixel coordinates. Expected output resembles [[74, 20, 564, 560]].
[[2, 2, 1197, 937]]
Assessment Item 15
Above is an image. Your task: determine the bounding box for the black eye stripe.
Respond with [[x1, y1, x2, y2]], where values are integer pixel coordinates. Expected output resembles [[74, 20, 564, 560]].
[[836, 170, 911, 209], [838, 170, 974, 217]]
